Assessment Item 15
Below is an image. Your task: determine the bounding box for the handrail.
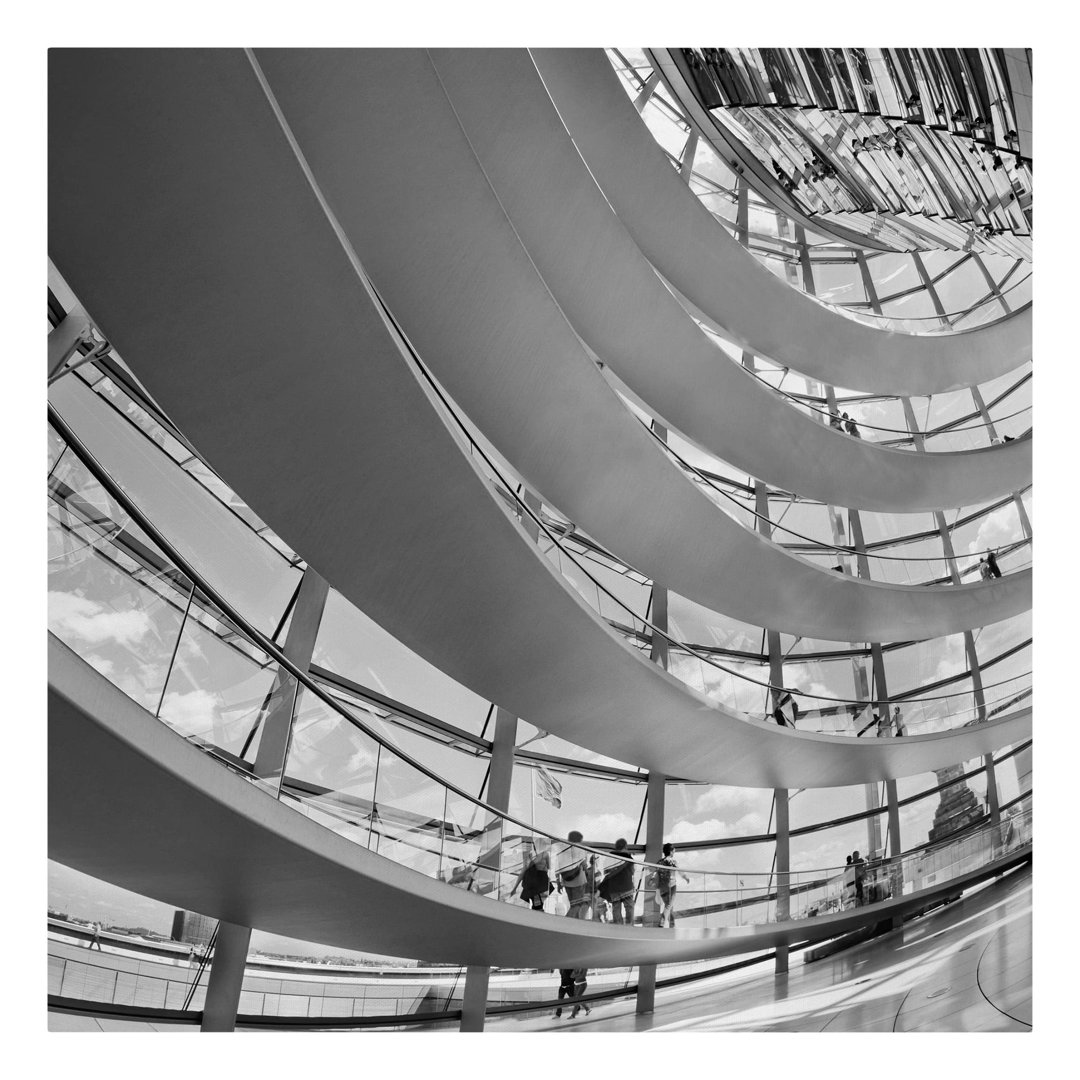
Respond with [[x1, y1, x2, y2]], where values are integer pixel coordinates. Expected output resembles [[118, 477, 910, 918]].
[[733, 358, 1032, 437], [47, 406, 1032, 884], [640, 417, 1031, 566]]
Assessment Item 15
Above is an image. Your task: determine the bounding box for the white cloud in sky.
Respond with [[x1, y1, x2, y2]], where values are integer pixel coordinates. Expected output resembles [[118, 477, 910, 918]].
[[572, 811, 637, 844], [694, 785, 755, 816], [669, 812, 765, 844], [83, 654, 115, 680], [158, 687, 220, 737], [967, 502, 1019, 557], [49, 590, 153, 646]]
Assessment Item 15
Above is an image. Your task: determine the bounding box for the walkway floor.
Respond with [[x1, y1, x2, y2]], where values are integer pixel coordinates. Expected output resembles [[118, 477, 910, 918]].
[[48, 864, 1031, 1033], [486, 862, 1032, 1033]]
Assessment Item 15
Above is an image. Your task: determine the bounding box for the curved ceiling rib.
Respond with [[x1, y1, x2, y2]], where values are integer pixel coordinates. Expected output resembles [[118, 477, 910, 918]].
[[253, 48, 1029, 642], [532, 48, 1032, 399], [49, 636, 1031, 967], [424, 48, 1030, 514], [48, 49, 1028, 785]]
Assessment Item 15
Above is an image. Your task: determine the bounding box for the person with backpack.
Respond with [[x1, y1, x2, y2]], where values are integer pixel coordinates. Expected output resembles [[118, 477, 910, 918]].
[[557, 830, 596, 919], [600, 838, 637, 926], [508, 837, 552, 912], [656, 843, 691, 928]]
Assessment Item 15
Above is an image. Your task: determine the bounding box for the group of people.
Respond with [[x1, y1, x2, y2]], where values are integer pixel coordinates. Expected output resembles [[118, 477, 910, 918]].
[[978, 549, 1002, 580], [509, 832, 692, 1022], [509, 833, 689, 929], [845, 850, 867, 906], [829, 410, 861, 438]]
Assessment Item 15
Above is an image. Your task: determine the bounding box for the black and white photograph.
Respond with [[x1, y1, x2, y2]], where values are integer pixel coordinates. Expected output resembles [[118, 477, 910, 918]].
[[30, 13, 1050, 1056]]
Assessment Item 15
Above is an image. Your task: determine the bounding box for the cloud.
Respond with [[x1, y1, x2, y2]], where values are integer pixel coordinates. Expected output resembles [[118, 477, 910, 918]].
[[669, 812, 765, 844], [49, 591, 153, 646], [790, 837, 850, 873], [694, 785, 756, 816], [967, 503, 1020, 557], [572, 811, 637, 844], [157, 688, 221, 737], [83, 654, 115, 680], [931, 633, 968, 684]]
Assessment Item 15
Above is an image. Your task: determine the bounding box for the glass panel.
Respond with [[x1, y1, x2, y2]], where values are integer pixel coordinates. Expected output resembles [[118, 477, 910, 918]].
[[156, 599, 280, 761], [49, 466, 191, 714], [282, 688, 380, 847], [313, 589, 491, 737], [367, 744, 447, 878], [50, 373, 301, 635]]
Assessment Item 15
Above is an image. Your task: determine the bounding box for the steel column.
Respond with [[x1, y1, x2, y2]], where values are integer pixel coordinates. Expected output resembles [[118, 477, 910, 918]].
[[200, 921, 252, 1032]]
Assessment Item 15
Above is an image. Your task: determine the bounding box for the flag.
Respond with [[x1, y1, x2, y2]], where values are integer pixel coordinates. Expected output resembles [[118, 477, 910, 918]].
[[535, 765, 563, 809]]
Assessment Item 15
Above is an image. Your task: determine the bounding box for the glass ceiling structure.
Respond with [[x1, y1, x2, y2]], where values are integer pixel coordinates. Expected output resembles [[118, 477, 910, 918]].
[[608, 49, 1031, 331], [46, 46, 1032, 1030]]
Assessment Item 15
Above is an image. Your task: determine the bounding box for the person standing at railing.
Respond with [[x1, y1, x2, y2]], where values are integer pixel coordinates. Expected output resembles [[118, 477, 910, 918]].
[[88, 922, 102, 950], [557, 831, 596, 920], [844, 413, 861, 439], [657, 844, 691, 929], [599, 838, 637, 926], [851, 851, 866, 905], [509, 838, 552, 912], [986, 549, 1002, 578]]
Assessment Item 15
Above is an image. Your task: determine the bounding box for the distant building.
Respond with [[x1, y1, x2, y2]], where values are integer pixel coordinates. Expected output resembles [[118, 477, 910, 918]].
[[170, 910, 216, 947], [927, 765, 984, 844]]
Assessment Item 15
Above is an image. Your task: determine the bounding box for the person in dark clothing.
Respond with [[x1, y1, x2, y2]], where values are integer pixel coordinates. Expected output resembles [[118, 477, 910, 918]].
[[569, 968, 591, 1018], [554, 968, 576, 1018], [845, 414, 861, 438], [986, 550, 1002, 578], [600, 838, 637, 926], [510, 838, 552, 911], [852, 850, 866, 905]]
